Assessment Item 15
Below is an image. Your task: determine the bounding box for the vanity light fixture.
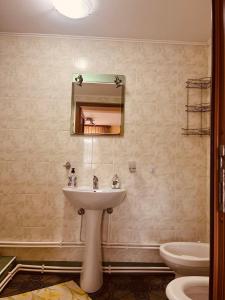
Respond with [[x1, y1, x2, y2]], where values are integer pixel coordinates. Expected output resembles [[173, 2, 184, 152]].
[[75, 74, 83, 86], [51, 0, 96, 19], [114, 75, 122, 88]]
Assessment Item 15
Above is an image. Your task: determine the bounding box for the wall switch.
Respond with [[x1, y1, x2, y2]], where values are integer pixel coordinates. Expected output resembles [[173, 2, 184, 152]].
[[129, 161, 136, 173]]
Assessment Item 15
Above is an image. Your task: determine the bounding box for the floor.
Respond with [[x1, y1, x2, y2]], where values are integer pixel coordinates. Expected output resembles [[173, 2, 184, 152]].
[[0, 272, 174, 299]]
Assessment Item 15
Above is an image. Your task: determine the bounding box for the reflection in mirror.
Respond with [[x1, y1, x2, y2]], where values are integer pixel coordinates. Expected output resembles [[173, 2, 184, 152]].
[[71, 74, 125, 136]]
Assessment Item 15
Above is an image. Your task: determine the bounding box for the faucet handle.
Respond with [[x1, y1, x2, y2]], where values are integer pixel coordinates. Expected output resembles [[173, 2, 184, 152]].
[[93, 175, 99, 184], [93, 175, 99, 189]]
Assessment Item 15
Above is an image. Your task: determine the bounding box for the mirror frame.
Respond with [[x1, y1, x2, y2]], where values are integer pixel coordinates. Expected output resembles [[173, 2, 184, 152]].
[[70, 74, 125, 136]]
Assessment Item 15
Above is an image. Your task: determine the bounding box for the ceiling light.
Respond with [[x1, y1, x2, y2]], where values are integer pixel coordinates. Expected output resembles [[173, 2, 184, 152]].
[[51, 0, 96, 19]]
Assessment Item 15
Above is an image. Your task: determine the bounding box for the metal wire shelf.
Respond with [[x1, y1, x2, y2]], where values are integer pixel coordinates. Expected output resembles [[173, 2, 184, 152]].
[[186, 77, 211, 89], [185, 103, 211, 112], [182, 128, 210, 136], [182, 77, 211, 136]]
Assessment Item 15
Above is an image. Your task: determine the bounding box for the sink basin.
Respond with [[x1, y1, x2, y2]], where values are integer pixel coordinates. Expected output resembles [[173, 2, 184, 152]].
[[63, 186, 126, 210], [62, 185, 126, 293]]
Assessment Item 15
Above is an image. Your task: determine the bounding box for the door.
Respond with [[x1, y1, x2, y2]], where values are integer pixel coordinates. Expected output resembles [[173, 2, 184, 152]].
[[211, 0, 225, 299]]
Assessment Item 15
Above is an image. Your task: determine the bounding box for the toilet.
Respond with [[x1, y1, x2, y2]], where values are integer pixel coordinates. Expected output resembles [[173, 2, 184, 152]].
[[160, 242, 209, 276], [166, 276, 209, 300]]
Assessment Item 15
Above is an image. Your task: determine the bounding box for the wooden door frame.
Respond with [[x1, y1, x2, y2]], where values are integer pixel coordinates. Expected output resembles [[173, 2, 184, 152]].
[[210, 0, 225, 298]]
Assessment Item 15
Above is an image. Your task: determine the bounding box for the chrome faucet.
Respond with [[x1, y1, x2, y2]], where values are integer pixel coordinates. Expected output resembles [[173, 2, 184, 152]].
[[93, 175, 99, 190]]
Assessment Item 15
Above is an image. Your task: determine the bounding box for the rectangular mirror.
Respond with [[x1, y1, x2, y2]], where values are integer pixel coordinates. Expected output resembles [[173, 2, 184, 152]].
[[71, 74, 125, 136]]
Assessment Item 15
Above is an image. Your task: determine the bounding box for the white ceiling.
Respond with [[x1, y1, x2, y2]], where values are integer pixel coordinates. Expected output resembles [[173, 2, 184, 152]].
[[0, 0, 211, 42]]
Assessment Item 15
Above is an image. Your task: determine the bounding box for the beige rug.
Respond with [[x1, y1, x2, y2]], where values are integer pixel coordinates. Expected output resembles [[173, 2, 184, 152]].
[[0, 281, 92, 300]]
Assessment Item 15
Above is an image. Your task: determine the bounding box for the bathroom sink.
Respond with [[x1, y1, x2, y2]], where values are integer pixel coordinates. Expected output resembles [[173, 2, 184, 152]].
[[62, 185, 126, 293], [63, 186, 126, 210]]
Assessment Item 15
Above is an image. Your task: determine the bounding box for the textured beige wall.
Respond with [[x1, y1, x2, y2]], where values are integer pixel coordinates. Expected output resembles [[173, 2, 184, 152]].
[[0, 34, 210, 262]]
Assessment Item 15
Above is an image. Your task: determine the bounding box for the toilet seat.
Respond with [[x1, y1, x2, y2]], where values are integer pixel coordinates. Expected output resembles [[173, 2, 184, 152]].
[[166, 276, 209, 300]]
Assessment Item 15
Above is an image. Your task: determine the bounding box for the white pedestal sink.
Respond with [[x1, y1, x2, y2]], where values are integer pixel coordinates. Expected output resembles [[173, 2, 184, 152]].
[[62, 186, 126, 293]]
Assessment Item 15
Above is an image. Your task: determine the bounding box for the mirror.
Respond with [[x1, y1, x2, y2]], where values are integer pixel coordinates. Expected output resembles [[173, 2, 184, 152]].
[[71, 74, 125, 136]]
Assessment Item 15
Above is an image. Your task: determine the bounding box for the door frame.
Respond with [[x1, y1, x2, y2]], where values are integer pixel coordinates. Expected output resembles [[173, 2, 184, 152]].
[[210, 0, 225, 298]]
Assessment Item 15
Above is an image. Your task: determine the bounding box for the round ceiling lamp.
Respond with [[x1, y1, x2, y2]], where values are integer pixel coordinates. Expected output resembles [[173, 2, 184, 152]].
[[51, 0, 96, 19]]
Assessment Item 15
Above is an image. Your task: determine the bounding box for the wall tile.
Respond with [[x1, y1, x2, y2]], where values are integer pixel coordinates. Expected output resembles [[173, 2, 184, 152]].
[[0, 35, 210, 262]]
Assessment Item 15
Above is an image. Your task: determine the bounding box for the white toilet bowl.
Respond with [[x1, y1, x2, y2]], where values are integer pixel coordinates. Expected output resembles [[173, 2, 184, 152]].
[[166, 276, 209, 300], [160, 242, 209, 276]]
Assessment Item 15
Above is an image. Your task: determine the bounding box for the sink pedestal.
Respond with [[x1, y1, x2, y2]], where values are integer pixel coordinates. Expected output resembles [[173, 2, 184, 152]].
[[80, 210, 103, 293], [62, 186, 126, 293]]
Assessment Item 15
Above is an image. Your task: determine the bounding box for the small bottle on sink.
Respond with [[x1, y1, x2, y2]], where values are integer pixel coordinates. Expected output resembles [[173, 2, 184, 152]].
[[68, 168, 77, 187], [112, 174, 120, 189]]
